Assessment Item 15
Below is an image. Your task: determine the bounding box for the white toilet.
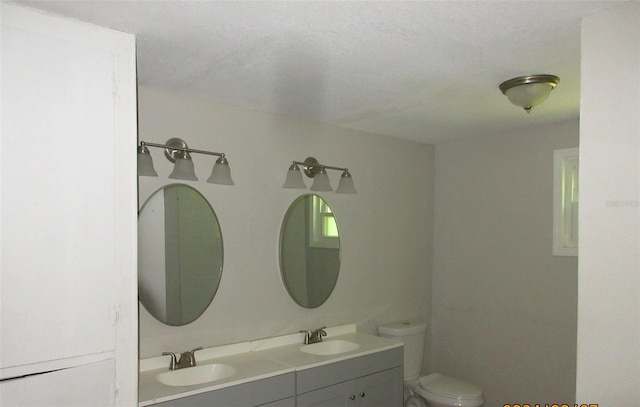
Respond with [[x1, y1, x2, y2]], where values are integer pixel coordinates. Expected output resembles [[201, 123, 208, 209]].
[[378, 320, 484, 407]]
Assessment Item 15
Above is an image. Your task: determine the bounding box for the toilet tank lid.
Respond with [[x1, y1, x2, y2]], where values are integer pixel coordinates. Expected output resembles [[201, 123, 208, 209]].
[[378, 320, 427, 336]]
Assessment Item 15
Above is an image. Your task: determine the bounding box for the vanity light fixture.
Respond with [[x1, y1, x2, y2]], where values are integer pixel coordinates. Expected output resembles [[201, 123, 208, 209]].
[[499, 74, 560, 113], [137, 138, 234, 185], [283, 157, 356, 194]]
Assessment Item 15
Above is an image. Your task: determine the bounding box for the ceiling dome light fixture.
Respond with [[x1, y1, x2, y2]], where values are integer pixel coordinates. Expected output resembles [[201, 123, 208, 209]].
[[499, 74, 560, 113]]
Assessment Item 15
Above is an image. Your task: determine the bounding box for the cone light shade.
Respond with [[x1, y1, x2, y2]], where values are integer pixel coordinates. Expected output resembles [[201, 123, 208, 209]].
[[169, 151, 198, 181], [335, 171, 357, 194], [310, 168, 332, 191], [207, 156, 234, 185], [137, 146, 158, 177], [283, 164, 307, 189]]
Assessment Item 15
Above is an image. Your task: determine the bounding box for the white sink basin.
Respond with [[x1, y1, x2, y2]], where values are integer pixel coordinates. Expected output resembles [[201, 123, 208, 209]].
[[156, 363, 237, 387], [300, 339, 360, 356]]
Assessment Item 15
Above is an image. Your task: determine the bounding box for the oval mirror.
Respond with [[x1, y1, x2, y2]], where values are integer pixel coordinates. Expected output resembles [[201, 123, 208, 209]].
[[138, 184, 223, 326], [279, 194, 341, 308]]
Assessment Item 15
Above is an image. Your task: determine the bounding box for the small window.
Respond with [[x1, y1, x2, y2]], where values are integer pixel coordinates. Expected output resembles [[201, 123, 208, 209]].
[[553, 147, 579, 256]]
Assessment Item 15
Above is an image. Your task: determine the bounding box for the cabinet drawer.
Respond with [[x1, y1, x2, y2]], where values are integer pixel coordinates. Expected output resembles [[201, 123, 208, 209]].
[[296, 347, 402, 394]]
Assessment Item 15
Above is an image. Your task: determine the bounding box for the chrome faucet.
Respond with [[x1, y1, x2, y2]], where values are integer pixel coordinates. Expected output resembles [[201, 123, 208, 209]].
[[310, 326, 327, 343], [306, 326, 327, 344], [162, 347, 203, 370], [299, 329, 312, 344]]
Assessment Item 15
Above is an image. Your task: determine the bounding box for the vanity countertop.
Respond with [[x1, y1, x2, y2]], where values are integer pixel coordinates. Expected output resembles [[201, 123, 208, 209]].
[[138, 324, 402, 406], [139, 349, 294, 406], [258, 331, 401, 370]]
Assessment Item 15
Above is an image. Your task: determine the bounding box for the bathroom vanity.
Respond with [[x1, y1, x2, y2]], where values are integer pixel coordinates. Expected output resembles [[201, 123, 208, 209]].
[[139, 325, 403, 407], [138, 192, 403, 406]]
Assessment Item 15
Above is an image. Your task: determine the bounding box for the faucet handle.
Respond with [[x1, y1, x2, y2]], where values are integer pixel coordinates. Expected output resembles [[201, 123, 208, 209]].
[[162, 352, 178, 370], [299, 330, 311, 344], [189, 346, 203, 366], [190, 346, 203, 365]]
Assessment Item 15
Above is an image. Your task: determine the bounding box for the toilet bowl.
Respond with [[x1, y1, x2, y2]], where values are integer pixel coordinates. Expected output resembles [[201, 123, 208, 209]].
[[378, 320, 484, 407]]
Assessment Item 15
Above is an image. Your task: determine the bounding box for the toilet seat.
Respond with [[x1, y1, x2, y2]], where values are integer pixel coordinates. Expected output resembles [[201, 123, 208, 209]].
[[413, 373, 484, 407]]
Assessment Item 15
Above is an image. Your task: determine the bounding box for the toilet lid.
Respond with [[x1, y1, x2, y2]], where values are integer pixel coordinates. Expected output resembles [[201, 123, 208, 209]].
[[419, 373, 482, 400]]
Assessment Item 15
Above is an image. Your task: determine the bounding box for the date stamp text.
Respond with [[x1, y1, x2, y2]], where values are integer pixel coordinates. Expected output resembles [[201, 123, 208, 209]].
[[504, 405, 598, 407]]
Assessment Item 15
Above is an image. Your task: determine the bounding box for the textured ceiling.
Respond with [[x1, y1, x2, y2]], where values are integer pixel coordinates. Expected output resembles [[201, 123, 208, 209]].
[[17, 1, 626, 144]]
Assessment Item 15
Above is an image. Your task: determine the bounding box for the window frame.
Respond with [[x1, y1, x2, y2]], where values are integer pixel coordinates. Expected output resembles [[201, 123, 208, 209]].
[[308, 195, 339, 249], [553, 147, 579, 256]]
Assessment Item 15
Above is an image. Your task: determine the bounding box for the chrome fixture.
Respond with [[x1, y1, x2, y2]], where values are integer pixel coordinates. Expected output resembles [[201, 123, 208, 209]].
[[499, 74, 560, 113], [300, 326, 328, 344], [137, 138, 234, 185], [162, 347, 203, 370], [310, 326, 327, 344], [299, 329, 311, 345], [283, 157, 356, 194]]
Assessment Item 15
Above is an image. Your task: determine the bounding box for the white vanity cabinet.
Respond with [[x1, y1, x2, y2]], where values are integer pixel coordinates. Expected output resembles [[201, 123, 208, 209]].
[[151, 372, 295, 407], [296, 347, 403, 407]]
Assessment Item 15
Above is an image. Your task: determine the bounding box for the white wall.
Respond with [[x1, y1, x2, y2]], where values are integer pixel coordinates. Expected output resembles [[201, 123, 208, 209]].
[[137, 87, 434, 358], [432, 120, 579, 405], [577, 2, 640, 405]]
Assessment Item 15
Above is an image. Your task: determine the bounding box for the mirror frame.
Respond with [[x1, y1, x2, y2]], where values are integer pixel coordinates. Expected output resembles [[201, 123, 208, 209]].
[[279, 194, 341, 308]]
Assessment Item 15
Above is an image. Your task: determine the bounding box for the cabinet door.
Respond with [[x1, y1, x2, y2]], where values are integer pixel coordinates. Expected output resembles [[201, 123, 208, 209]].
[[297, 367, 403, 407], [355, 367, 403, 407]]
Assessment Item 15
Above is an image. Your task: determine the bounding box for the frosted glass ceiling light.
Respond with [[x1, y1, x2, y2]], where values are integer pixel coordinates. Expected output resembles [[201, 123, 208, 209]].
[[335, 170, 357, 194], [137, 138, 233, 185], [207, 156, 234, 185], [282, 163, 307, 189], [499, 74, 560, 113], [137, 142, 158, 176], [284, 156, 355, 194]]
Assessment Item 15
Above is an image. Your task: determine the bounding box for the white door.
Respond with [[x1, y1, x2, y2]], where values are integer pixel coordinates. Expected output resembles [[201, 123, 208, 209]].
[[0, 4, 137, 405]]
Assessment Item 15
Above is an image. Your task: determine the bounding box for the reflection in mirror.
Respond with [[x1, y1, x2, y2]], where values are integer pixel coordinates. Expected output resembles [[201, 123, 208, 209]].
[[280, 194, 341, 308], [139, 184, 223, 326]]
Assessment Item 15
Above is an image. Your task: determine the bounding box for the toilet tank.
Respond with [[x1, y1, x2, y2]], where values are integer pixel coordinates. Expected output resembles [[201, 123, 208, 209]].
[[378, 320, 427, 380]]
